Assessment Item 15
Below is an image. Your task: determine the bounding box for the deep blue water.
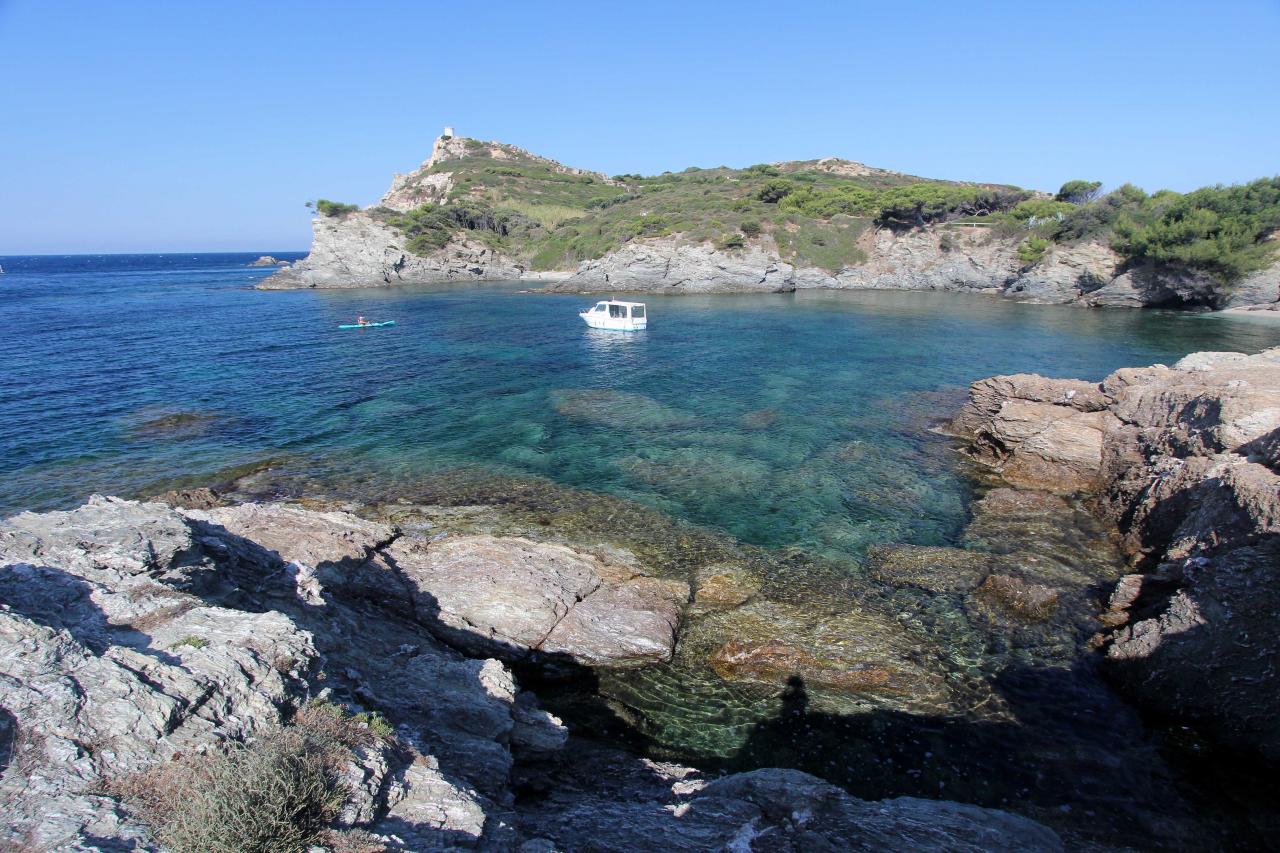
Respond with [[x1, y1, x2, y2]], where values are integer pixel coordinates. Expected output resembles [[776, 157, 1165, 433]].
[[4, 252, 1280, 564]]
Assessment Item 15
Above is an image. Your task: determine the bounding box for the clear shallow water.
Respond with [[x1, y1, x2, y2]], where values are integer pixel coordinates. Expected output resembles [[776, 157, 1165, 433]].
[[4, 253, 1280, 559]]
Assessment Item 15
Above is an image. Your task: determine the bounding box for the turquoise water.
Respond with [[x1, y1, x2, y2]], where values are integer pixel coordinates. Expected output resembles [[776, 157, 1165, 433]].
[[4, 252, 1280, 564]]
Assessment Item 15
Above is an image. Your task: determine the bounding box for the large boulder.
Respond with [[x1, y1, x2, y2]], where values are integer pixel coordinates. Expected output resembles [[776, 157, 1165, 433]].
[[948, 374, 1114, 493], [383, 534, 688, 668]]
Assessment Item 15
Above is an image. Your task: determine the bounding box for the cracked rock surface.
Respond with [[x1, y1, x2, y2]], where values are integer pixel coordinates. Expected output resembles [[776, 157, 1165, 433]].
[[0, 495, 1066, 850]]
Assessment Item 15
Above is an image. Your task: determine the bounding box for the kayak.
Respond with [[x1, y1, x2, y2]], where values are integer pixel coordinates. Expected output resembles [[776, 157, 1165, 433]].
[[338, 320, 396, 329]]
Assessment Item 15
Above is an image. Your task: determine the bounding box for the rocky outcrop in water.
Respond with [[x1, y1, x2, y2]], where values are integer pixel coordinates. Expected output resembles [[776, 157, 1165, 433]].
[[950, 346, 1280, 761], [0, 495, 1063, 850], [258, 211, 528, 290]]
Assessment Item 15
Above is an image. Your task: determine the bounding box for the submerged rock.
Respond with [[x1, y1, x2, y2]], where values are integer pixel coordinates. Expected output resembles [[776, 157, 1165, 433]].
[[865, 544, 990, 593], [549, 388, 696, 430], [686, 599, 955, 716], [128, 410, 223, 439], [972, 574, 1060, 622]]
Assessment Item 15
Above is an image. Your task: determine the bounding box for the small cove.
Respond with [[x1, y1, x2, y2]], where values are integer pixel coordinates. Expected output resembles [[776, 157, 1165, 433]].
[[5, 253, 1280, 847]]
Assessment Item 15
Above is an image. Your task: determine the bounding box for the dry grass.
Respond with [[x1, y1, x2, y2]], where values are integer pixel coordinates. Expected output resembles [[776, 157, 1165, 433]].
[[110, 702, 396, 853], [113, 728, 346, 853]]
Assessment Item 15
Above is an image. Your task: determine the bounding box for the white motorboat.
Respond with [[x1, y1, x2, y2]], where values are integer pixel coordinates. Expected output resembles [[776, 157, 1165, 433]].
[[580, 299, 647, 331]]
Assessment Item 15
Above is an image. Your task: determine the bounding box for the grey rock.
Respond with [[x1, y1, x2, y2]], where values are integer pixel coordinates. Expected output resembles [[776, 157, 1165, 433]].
[[956, 346, 1280, 760], [1006, 241, 1119, 303], [0, 499, 319, 851], [554, 238, 799, 293], [384, 534, 688, 667], [259, 212, 527, 290], [523, 765, 1063, 852]]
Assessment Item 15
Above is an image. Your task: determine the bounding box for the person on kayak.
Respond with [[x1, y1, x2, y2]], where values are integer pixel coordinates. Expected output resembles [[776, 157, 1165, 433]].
[[356, 314, 367, 326]]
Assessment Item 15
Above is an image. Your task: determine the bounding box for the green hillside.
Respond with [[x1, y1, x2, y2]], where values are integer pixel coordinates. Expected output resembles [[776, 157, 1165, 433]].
[[317, 142, 1280, 282]]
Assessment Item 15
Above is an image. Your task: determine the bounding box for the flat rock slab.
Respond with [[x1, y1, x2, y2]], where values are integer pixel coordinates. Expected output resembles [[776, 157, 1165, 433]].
[[387, 534, 688, 668], [184, 503, 395, 568]]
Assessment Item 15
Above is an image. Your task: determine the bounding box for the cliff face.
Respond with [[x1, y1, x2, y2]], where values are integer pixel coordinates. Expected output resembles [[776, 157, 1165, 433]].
[[949, 348, 1280, 761], [258, 211, 526, 290]]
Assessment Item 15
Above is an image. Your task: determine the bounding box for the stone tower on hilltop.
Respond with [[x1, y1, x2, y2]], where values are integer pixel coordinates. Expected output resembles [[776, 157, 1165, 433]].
[[442, 125, 455, 138]]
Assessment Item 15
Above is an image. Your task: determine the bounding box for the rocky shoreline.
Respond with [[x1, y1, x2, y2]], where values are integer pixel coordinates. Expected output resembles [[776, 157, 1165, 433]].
[[0, 494, 1065, 851], [948, 346, 1280, 762], [261, 214, 1280, 311], [4, 346, 1279, 850]]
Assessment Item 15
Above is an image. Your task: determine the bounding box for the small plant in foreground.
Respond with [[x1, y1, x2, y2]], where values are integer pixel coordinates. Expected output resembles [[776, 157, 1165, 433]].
[[112, 702, 396, 853], [171, 635, 208, 650], [114, 727, 347, 853]]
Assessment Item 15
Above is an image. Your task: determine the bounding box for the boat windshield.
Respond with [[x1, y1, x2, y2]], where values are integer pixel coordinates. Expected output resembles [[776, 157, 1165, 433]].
[[632, 305, 645, 318]]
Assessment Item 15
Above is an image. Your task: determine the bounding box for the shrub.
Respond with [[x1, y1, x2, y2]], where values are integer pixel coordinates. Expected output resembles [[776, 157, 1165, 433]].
[[876, 183, 1030, 228], [744, 163, 780, 177], [312, 199, 359, 218], [115, 727, 347, 853], [376, 202, 534, 257], [1007, 198, 1076, 223], [114, 702, 395, 853], [778, 185, 877, 218], [1018, 236, 1051, 266], [755, 180, 796, 204], [171, 635, 208, 650], [740, 220, 762, 237], [1055, 180, 1103, 205], [718, 233, 746, 250]]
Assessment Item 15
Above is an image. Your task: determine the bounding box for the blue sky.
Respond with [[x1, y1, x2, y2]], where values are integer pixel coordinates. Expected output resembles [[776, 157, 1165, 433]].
[[1, 0, 1277, 253]]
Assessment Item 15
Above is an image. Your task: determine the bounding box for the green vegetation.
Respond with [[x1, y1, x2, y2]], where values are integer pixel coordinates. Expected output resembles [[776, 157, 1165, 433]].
[[1006, 177, 1280, 283], [310, 199, 359, 218], [171, 635, 208, 650], [1017, 236, 1051, 266], [113, 701, 394, 853], [360, 141, 1279, 285], [1110, 178, 1280, 281], [1055, 180, 1103, 205]]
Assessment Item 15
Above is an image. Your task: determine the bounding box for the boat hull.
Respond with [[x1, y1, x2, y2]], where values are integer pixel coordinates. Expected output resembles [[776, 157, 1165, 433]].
[[580, 313, 646, 331]]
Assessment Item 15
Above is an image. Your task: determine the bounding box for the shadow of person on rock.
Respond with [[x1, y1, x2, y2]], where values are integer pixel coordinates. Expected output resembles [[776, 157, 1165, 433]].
[[718, 662, 1274, 851]]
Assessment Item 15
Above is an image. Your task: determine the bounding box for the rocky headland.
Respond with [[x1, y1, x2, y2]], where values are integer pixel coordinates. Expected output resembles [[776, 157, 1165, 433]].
[[262, 132, 1280, 311], [949, 346, 1280, 763]]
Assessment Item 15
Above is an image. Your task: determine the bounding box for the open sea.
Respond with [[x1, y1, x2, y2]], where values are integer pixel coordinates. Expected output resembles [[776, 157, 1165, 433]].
[[5, 251, 1280, 846]]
